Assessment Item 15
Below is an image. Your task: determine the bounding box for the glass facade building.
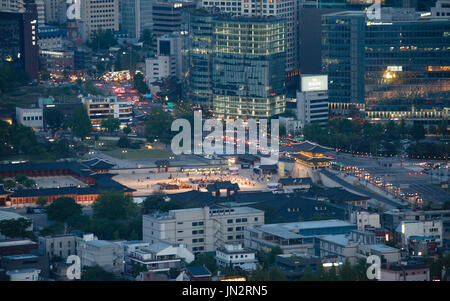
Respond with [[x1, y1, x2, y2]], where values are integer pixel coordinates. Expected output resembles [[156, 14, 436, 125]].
[[322, 9, 450, 106], [212, 15, 286, 119], [187, 11, 214, 108]]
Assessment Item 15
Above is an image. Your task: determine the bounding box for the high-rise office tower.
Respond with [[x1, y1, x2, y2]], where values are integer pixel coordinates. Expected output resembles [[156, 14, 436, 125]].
[[80, 0, 119, 35], [187, 10, 214, 107], [0, 3, 39, 82], [119, 0, 153, 39], [211, 15, 286, 119], [187, 9, 287, 118], [199, 0, 297, 75], [322, 7, 450, 105], [152, 0, 196, 37]]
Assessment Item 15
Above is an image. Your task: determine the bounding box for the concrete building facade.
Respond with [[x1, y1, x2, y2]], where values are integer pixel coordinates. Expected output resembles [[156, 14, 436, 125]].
[[143, 206, 264, 253]]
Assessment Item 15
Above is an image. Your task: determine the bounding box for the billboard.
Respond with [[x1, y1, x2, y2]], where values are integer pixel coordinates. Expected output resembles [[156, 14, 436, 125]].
[[301, 75, 328, 92]]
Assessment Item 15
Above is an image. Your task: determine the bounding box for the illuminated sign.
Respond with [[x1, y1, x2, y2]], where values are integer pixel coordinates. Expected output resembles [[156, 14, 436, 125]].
[[387, 66, 402, 72], [301, 75, 328, 92]]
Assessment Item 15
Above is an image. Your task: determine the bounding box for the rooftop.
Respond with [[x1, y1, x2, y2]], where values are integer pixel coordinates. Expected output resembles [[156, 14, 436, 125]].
[[319, 234, 353, 247]]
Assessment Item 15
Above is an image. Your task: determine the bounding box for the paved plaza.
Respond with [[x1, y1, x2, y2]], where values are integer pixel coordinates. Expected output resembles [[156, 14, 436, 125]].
[[113, 169, 271, 196]]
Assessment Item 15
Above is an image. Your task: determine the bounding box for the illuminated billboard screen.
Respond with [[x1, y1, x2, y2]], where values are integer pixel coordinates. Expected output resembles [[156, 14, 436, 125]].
[[301, 75, 328, 92]]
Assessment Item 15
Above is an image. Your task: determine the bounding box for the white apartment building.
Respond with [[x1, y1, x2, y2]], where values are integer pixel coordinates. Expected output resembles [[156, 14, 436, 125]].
[[81, 95, 133, 128], [16, 107, 43, 129], [200, 0, 298, 73], [143, 206, 264, 253], [77, 238, 124, 275], [396, 220, 443, 247], [296, 75, 329, 127], [126, 241, 194, 273], [80, 0, 119, 35], [39, 234, 77, 259], [215, 242, 257, 271], [318, 234, 359, 265], [145, 55, 176, 92], [351, 211, 381, 231], [157, 33, 186, 80]]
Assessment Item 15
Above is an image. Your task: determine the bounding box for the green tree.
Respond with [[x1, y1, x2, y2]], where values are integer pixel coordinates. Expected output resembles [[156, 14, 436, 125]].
[[267, 246, 283, 265], [41, 72, 51, 81], [81, 265, 117, 281], [88, 29, 117, 50], [123, 126, 132, 135], [84, 81, 103, 96], [44, 108, 64, 129], [133, 72, 149, 94], [145, 108, 174, 146], [4, 180, 16, 190], [438, 119, 448, 137], [410, 122, 426, 141], [139, 29, 153, 48], [0, 218, 32, 238], [92, 191, 139, 220], [268, 266, 286, 281], [46, 197, 82, 223], [131, 263, 148, 277], [23, 178, 36, 188], [141, 192, 181, 214], [248, 265, 269, 281], [15, 174, 28, 184], [101, 116, 120, 133], [69, 107, 92, 139], [299, 267, 318, 281], [188, 253, 217, 274]]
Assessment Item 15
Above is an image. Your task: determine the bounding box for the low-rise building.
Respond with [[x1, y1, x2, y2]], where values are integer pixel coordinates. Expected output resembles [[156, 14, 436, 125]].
[[0, 254, 49, 280], [0, 239, 38, 256], [6, 268, 41, 281], [15, 107, 43, 129], [278, 177, 312, 193], [352, 211, 381, 230], [317, 234, 359, 265], [39, 50, 75, 76], [215, 242, 257, 271], [380, 263, 430, 281], [143, 205, 264, 253], [244, 220, 356, 255], [126, 241, 194, 274], [275, 254, 321, 280], [37, 26, 66, 50], [356, 244, 401, 264], [81, 96, 133, 129], [185, 266, 212, 281], [38, 234, 77, 259], [77, 239, 124, 275], [396, 220, 443, 248]]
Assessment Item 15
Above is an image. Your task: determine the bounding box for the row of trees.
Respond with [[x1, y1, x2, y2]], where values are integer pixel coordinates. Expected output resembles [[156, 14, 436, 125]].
[[302, 119, 448, 156], [0, 174, 35, 190], [40, 191, 142, 241]]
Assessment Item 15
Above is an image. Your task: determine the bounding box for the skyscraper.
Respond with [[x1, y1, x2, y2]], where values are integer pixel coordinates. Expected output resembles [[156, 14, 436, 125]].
[[188, 10, 287, 118], [322, 8, 450, 105], [211, 15, 286, 119], [199, 0, 297, 75], [119, 0, 154, 39], [80, 0, 119, 35], [0, 3, 39, 82]]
